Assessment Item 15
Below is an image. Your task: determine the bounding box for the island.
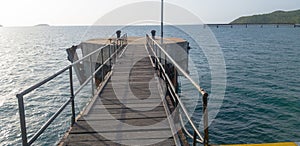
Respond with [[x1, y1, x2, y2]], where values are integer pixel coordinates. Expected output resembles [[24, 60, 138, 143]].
[[35, 24, 50, 27], [0, 25, 2, 27], [231, 9, 300, 24]]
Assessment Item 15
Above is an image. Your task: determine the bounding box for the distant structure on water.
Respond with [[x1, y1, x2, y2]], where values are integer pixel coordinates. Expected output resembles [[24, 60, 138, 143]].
[[34, 24, 50, 27], [206, 23, 299, 28]]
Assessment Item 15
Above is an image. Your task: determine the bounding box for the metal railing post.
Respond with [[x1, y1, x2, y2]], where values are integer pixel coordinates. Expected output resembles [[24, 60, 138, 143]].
[[159, 44, 162, 77], [203, 93, 209, 146], [121, 38, 123, 47], [69, 66, 75, 126], [89, 56, 94, 95], [109, 45, 112, 66], [155, 44, 158, 69], [159, 44, 162, 63], [164, 54, 167, 69], [117, 39, 119, 49], [193, 130, 197, 146], [17, 94, 28, 146], [114, 43, 117, 62], [101, 48, 104, 81]]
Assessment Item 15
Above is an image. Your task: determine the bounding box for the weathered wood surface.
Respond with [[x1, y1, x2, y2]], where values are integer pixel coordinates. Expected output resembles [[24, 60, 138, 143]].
[[60, 39, 176, 146]]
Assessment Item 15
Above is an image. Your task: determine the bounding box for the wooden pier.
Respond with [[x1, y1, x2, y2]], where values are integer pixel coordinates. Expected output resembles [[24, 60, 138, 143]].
[[15, 33, 299, 146], [60, 37, 185, 145]]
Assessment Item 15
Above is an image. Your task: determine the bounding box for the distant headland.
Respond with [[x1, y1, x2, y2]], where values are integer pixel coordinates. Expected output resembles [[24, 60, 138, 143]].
[[35, 24, 50, 27], [0, 25, 2, 27], [231, 9, 300, 24]]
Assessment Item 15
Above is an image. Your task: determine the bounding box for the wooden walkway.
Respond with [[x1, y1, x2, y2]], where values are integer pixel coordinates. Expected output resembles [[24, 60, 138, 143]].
[[60, 38, 177, 146]]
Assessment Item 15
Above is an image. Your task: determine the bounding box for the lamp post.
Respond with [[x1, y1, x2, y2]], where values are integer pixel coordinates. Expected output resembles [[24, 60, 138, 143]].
[[161, 0, 164, 44]]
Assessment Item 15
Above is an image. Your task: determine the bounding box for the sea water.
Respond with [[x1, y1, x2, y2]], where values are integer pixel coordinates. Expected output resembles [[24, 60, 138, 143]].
[[0, 25, 299, 145]]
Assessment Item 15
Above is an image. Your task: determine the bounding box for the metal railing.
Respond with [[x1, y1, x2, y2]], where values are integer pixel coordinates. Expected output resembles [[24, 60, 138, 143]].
[[146, 34, 209, 146], [16, 34, 128, 146]]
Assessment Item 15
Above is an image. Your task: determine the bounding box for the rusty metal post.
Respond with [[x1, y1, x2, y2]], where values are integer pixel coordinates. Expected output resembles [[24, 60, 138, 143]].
[[193, 130, 197, 146], [203, 93, 209, 146], [69, 66, 75, 126]]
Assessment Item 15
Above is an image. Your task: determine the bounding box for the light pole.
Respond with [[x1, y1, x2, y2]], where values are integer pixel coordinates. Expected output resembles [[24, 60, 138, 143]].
[[161, 0, 164, 44]]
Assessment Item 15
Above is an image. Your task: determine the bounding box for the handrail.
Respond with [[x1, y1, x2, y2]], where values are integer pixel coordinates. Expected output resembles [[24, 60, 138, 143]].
[[71, 45, 109, 66], [28, 98, 72, 145], [17, 66, 70, 96], [16, 33, 128, 146], [146, 34, 209, 145], [179, 114, 202, 143]]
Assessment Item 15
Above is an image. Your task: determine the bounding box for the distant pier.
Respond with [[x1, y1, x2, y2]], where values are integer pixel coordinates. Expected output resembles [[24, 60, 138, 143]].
[[206, 23, 299, 28]]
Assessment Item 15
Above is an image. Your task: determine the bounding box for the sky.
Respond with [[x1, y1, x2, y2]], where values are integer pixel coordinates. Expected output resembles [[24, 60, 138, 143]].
[[0, 0, 300, 26]]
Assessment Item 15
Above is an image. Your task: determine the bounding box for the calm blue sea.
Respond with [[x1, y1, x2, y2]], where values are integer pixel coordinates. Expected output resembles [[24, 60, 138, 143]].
[[0, 25, 299, 145]]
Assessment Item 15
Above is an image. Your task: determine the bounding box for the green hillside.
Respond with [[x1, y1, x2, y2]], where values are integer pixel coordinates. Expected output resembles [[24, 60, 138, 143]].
[[231, 9, 300, 24]]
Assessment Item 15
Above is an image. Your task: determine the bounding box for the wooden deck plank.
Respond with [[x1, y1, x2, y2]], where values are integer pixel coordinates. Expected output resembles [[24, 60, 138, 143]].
[[65, 132, 173, 141], [92, 98, 162, 105], [88, 106, 166, 113], [64, 138, 175, 146], [88, 105, 165, 111], [78, 111, 167, 120]]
